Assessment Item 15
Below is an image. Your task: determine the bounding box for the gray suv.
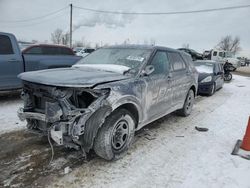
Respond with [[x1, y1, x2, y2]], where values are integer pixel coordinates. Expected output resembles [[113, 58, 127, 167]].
[[18, 45, 198, 160]]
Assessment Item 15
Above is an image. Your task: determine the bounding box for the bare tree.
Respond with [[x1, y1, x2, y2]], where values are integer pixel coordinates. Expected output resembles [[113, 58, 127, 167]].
[[217, 35, 241, 54], [182, 43, 190, 48], [51, 28, 63, 44], [62, 33, 70, 46]]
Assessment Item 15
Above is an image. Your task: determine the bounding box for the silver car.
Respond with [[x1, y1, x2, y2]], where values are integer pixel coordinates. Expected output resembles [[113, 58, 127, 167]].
[[18, 45, 198, 160]]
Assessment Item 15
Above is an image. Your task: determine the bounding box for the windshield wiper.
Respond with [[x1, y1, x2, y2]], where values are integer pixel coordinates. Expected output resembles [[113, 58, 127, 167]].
[[123, 68, 136, 75]]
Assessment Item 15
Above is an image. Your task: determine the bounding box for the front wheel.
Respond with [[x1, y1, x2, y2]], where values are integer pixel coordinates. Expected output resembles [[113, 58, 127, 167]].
[[177, 89, 194, 117], [208, 83, 215, 96], [94, 109, 136, 161]]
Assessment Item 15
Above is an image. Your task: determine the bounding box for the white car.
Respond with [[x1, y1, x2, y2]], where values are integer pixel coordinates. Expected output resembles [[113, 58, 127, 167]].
[[76, 48, 95, 57]]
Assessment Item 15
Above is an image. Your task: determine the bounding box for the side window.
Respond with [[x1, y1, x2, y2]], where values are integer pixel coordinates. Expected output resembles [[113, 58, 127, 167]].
[[181, 53, 194, 71], [60, 47, 74, 55], [219, 52, 224, 57], [150, 51, 169, 75], [213, 51, 217, 56], [42, 47, 59, 55], [168, 52, 186, 71], [0, 35, 14, 54], [24, 46, 42, 54]]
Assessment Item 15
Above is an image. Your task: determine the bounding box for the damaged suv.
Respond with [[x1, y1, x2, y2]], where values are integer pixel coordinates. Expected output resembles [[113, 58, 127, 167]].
[[18, 45, 198, 160]]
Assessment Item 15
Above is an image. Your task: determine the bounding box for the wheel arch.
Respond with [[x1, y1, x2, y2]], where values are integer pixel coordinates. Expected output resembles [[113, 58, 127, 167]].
[[190, 85, 197, 96], [113, 103, 140, 128]]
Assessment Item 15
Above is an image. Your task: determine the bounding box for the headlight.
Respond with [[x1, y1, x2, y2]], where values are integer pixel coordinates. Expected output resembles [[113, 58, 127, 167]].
[[201, 76, 212, 83]]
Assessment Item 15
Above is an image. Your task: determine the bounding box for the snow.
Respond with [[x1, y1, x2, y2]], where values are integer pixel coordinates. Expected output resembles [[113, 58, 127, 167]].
[[0, 95, 26, 133], [73, 64, 130, 74], [50, 75, 250, 188], [195, 64, 214, 73], [1, 75, 250, 187]]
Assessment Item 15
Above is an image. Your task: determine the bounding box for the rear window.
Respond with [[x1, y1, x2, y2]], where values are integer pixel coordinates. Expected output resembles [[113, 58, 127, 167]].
[[194, 62, 214, 73], [0, 35, 14, 54]]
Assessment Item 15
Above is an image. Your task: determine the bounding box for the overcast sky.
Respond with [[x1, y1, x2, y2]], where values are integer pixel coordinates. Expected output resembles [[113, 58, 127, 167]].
[[1, 0, 250, 57]]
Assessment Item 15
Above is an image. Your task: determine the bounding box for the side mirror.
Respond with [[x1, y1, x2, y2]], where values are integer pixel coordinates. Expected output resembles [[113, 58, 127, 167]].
[[216, 71, 223, 75], [141, 65, 155, 76]]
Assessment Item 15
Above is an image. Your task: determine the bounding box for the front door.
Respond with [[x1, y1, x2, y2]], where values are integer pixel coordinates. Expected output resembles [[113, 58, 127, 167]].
[[142, 50, 172, 120]]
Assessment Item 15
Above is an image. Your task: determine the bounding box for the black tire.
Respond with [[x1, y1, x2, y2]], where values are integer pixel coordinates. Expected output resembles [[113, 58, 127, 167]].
[[208, 83, 216, 96], [224, 73, 232, 81], [93, 109, 136, 161], [177, 89, 194, 117]]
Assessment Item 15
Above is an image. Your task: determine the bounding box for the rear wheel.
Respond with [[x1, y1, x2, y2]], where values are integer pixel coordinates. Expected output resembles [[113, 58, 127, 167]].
[[177, 89, 194, 117], [93, 109, 136, 161], [224, 73, 232, 81]]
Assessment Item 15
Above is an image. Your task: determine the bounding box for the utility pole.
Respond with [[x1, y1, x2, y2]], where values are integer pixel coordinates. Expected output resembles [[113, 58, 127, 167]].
[[69, 3, 73, 48]]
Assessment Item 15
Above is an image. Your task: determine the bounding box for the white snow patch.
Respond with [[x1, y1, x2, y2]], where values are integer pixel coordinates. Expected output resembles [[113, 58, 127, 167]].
[[49, 75, 250, 188], [0, 96, 25, 133], [73, 64, 130, 74]]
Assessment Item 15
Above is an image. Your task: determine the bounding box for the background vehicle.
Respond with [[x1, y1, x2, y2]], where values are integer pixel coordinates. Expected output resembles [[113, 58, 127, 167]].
[[18, 45, 198, 161], [194, 60, 224, 96], [177, 48, 203, 61], [18, 41, 34, 50], [223, 60, 233, 81], [0, 32, 82, 92], [73, 47, 84, 54], [203, 49, 241, 70], [76, 48, 95, 57]]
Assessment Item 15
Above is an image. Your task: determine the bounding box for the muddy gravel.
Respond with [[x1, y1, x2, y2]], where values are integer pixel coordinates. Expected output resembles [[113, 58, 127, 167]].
[[0, 130, 87, 188]]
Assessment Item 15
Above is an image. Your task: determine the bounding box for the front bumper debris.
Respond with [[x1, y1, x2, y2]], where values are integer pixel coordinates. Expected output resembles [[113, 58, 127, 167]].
[[18, 108, 46, 122]]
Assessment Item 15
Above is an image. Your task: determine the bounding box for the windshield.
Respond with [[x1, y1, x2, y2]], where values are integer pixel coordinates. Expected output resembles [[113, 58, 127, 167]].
[[194, 61, 214, 73], [225, 51, 235, 58], [76, 48, 152, 73]]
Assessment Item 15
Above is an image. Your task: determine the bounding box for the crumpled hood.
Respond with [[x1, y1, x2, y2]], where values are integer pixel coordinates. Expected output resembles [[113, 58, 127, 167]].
[[18, 67, 130, 88]]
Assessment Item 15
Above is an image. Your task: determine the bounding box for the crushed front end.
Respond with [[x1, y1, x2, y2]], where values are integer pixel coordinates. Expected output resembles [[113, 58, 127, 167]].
[[18, 81, 112, 152]]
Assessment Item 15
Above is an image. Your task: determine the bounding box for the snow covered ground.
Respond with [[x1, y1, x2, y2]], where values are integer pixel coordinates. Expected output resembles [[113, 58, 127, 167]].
[[0, 75, 250, 188], [0, 94, 25, 133]]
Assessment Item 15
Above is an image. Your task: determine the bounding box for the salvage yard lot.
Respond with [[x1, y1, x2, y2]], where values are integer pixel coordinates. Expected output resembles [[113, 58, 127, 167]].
[[0, 75, 250, 188]]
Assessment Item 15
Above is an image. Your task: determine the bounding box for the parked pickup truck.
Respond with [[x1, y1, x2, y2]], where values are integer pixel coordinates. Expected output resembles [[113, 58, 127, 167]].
[[0, 32, 82, 92]]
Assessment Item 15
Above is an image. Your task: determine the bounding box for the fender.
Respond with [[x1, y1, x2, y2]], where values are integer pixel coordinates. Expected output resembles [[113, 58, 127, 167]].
[[110, 95, 143, 124]]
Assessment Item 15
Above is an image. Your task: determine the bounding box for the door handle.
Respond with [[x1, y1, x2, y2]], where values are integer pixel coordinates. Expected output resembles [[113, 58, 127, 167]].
[[167, 75, 172, 81], [8, 59, 18, 62]]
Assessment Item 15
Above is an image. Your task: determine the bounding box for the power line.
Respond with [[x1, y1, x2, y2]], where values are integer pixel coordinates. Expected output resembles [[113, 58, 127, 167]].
[[0, 6, 68, 23], [73, 4, 250, 15], [3, 11, 68, 28]]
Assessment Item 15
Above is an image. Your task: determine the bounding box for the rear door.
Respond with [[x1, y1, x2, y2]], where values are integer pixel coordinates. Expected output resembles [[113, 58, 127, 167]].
[[143, 50, 173, 120], [167, 51, 191, 109], [0, 34, 23, 90], [214, 63, 224, 89]]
